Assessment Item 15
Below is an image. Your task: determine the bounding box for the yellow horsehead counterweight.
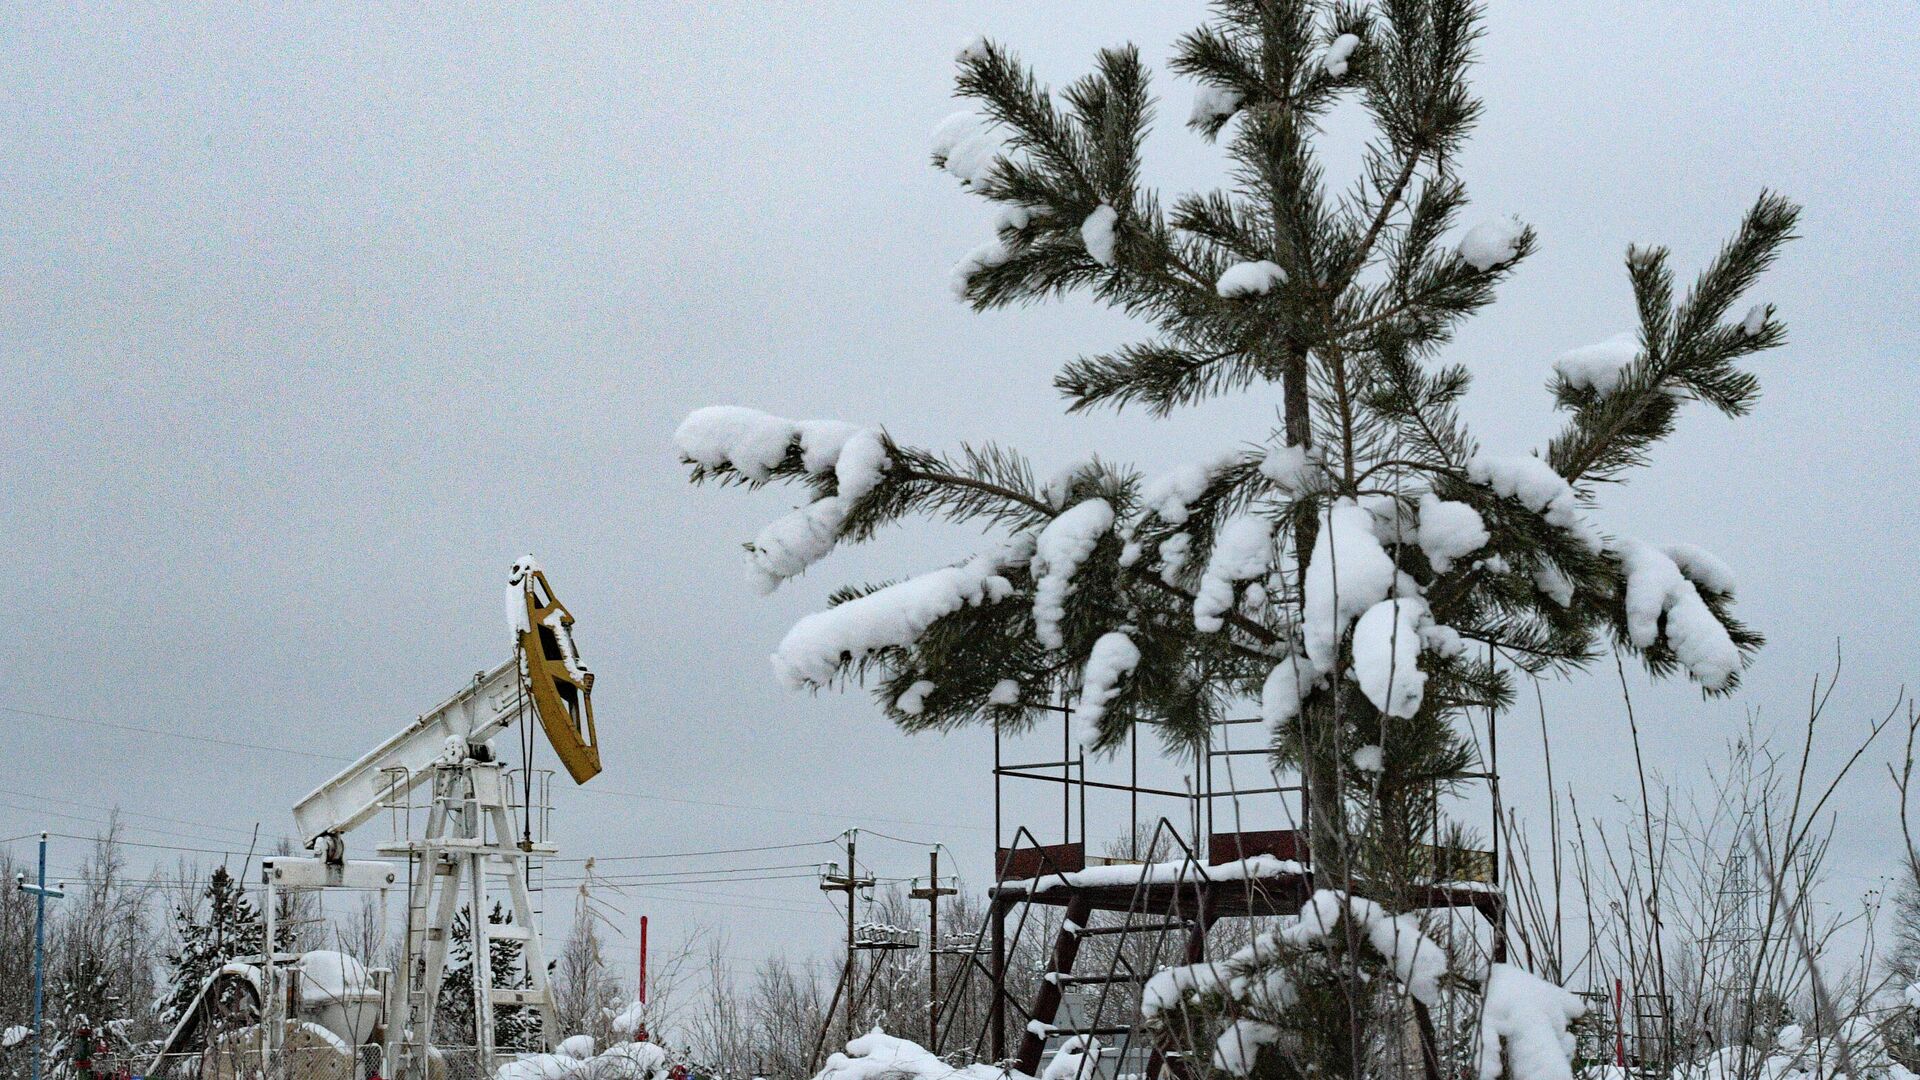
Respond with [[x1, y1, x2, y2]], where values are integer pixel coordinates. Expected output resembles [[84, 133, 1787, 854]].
[[509, 557, 602, 784]]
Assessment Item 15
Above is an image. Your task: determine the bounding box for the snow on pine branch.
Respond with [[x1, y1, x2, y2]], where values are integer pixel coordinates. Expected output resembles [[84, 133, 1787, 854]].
[[951, 203, 1036, 299], [1282, 890, 1445, 1005], [1458, 217, 1524, 271], [1351, 597, 1428, 719], [1076, 631, 1138, 727], [1553, 331, 1640, 397], [674, 406, 891, 593], [1194, 516, 1275, 632], [1215, 260, 1286, 297], [1466, 452, 1604, 553], [1615, 539, 1741, 689], [1031, 498, 1114, 648], [1140, 451, 1240, 524], [1302, 500, 1397, 674], [818, 1030, 1012, 1080], [1320, 33, 1361, 77], [771, 538, 1030, 688], [1189, 85, 1244, 127], [1260, 654, 1310, 727], [1081, 204, 1119, 266], [1416, 492, 1490, 572], [930, 111, 1003, 188]]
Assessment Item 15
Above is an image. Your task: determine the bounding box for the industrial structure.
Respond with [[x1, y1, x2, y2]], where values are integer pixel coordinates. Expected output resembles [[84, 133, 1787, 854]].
[[146, 558, 603, 1080], [925, 703, 1506, 1080]]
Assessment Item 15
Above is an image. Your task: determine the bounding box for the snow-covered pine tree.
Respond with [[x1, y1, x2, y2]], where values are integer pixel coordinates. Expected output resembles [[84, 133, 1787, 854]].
[[676, 1, 1795, 1076], [155, 866, 270, 1030]]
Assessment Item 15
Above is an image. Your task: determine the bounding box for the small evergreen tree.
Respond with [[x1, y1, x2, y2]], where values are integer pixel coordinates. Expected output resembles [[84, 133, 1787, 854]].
[[676, 1, 1796, 1075], [154, 867, 269, 1030], [435, 903, 540, 1052]]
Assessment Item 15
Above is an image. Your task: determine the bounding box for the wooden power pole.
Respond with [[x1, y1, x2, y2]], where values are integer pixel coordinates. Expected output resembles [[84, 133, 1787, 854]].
[[909, 849, 957, 1046], [819, 830, 875, 1050]]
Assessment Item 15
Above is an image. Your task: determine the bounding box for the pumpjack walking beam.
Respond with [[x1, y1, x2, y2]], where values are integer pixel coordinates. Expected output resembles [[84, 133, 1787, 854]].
[[287, 557, 606, 1080]]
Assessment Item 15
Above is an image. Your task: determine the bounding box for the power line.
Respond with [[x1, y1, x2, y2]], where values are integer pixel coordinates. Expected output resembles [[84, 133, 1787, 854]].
[[3, 703, 348, 762], [0, 786, 267, 839], [41, 831, 260, 859], [573, 785, 990, 834], [547, 837, 840, 864], [9, 700, 989, 834], [0, 800, 282, 850], [553, 862, 823, 883]]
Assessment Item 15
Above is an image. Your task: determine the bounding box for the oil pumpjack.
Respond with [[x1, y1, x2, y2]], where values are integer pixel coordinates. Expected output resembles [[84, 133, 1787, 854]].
[[151, 558, 605, 1080]]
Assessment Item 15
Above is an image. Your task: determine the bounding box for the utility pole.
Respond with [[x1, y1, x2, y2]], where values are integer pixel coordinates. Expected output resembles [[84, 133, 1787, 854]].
[[818, 830, 874, 1051], [908, 849, 956, 1047], [15, 833, 66, 1080]]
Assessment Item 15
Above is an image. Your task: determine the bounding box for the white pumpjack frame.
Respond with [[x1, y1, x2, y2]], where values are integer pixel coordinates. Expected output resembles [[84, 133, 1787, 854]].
[[288, 662, 561, 1080], [378, 758, 558, 1080]]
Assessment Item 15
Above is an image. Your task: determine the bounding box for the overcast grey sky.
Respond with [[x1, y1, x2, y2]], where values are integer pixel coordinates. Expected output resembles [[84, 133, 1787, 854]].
[[3, 3, 1916, 986]]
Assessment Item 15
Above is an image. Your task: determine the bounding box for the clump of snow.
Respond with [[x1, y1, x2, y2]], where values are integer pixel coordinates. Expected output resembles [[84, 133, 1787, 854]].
[[1321, 33, 1361, 76], [1352, 744, 1384, 772], [556, 1035, 595, 1060], [951, 239, 1011, 298], [748, 425, 889, 592], [1032, 499, 1115, 648], [1259, 444, 1315, 492], [1554, 332, 1640, 397], [1302, 500, 1398, 674], [1158, 532, 1193, 585], [1141, 452, 1238, 524], [674, 406, 798, 480], [1458, 217, 1524, 271], [773, 541, 1027, 687], [988, 678, 1022, 706], [1190, 85, 1245, 126], [1041, 458, 1097, 509], [495, 1054, 578, 1080], [1042, 1035, 1102, 1080], [1663, 542, 1736, 596], [1615, 540, 1740, 690], [606, 1000, 649, 1040], [1261, 656, 1309, 727], [596, 1042, 671, 1080], [2, 1026, 29, 1049], [1467, 453, 1603, 553], [1532, 561, 1574, 607], [1475, 964, 1586, 1080], [1215, 260, 1287, 297], [1077, 632, 1139, 727], [819, 1030, 1011, 1080], [930, 112, 1003, 187], [1081, 204, 1119, 266], [1213, 1020, 1281, 1077], [896, 680, 935, 716], [1281, 891, 1444, 1005], [1417, 493, 1490, 572], [1352, 597, 1428, 718], [675, 407, 890, 592], [950, 204, 1039, 298], [955, 36, 990, 63], [1195, 516, 1276, 632], [1740, 303, 1768, 337], [1141, 961, 1228, 1018]]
